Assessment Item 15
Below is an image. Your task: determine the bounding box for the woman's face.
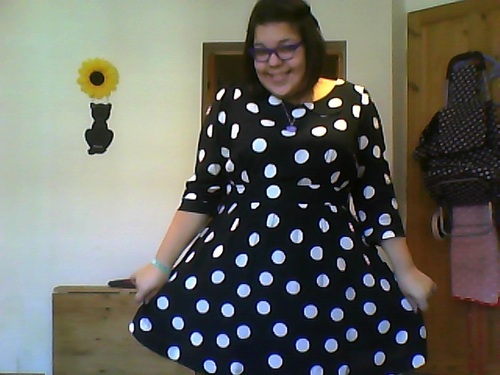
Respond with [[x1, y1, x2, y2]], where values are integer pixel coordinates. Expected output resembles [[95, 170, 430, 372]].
[[253, 22, 307, 102]]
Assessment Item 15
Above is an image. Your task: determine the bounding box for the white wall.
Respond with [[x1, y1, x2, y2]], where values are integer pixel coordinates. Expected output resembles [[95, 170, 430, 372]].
[[0, 0, 449, 373]]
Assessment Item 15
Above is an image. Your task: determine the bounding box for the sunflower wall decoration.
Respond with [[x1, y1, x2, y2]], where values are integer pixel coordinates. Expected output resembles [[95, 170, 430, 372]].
[[77, 58, 119, 155]]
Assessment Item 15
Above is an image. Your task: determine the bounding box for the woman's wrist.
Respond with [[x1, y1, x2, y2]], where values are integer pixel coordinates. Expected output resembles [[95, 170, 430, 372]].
[[151, 258, 171, 275]]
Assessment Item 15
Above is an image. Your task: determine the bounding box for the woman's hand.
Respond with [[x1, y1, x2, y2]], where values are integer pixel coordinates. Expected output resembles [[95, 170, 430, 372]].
[[130, 263, 170, 304], [395, 266, 436, 312]]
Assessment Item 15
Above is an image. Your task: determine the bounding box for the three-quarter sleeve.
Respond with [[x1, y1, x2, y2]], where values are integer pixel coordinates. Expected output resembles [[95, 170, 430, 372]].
[[351, 89, 405, 245], [178, 89, 230, 216]]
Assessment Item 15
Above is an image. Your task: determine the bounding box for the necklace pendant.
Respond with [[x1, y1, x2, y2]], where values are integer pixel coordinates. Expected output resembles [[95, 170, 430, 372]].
[[286, 124, 297, 132]]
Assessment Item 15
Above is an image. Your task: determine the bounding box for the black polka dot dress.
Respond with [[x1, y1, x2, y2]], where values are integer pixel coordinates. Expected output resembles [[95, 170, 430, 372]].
[[130, 80, 428, 375]]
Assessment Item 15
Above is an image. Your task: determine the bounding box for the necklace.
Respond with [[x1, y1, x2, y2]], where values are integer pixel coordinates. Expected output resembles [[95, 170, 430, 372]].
[[281, 102, 297, 132]]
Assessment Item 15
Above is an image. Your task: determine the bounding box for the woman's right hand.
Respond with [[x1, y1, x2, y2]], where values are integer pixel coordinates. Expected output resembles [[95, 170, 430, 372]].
[[131, 263, 170, 304]]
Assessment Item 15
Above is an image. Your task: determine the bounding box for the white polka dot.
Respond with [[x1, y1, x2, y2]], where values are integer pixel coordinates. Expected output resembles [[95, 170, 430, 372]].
[[196, 299, 210, 314], [230, 218, 240, 231], [328, 97, 342, 108], [359, 135, 369, 150], [266, 213, 280, 228], [304, 304, 318, 319], [362, 93, 370, 104], [346, 327, 358, 342], [295, 338, 310, 352], [156, 296, 169, 310], [337, 257, 347, 271], [334, 119, 348, 131], [167, 346, 180, 361], [212, 244, 224, 258], [237, 284, 251, 298], [412, 354, 426, 368], [256, 300, 271, 315], [310, 365, 324, 375], [294, 149, 309, 164], [172, 316, 184, 330], [401, 298, 413, 311], [373, 145, 381, 158], [252, 138, 267, 153], [364, 228, 374, 237], [319, 218, 330, 233], [330, 307, 344, 322], [354, 85, 364, 94], [345, 287, 356, 301], [184, 251, 195, 263], [340, 236, 354, 250], [218, 111, 226, 124], [237, 325, 251, 339], [317, 273, 330, 288], [420, 326, 427, 339], [264, 164, 277, 178], [216, 333, 230, 348], [266, 185, 281, 199], [363, 273, 376, 287], [380, 279, 391, 291], [190, 332, 203, 347], [286, 280, 301, 295], [246, 102, 259, 114], [203, 359, 217, 374], [233, 88, 242, 100], [220, 146, 230, 158], [139, 318, 152, 331], [216, 88, 225, 100], [330, 171, 340, 184], [291, 107, 306, 118], [227, 203, 238, 214], [259, 271, 274, 286], [290, 229, 303, 244], [310, 246, 323, 260], [312, 126, 327, 137], [225, 159, 234, 173], [221, 303, 235, 318], [378, 320, 391, 334], [374, 351, 386, 366], [268, 354, 283, 369], [248, 232, 260, 247], [271, 249, 286, 264], [211, 270, 225, 284], [273, 322, 288, 337], [204, 231, 215, 242], [261, 119, 275, 127], [185, 276, 197, 290], [128, 322, 135, 333], [378, 213, 392, 226], [207, 124, 214, 138], [352, 104, 361, 118], [184, 192, 197, 200], [338, 364, 350, 375], [396, 330, 409, 344], [281, 129, 296, 137], [268, 95, 282, 105], [231, 123, 240, 139], [235, 253, 248, 268], [324, 338, 338, 353], [382, 230, 396, 240], [373, 117, 380, 129], [230, 362, 244, 375], [207, 163, 221, 176], [363, 302, 377, 315], [363, 186, 375, 199], [324, 149, 337, 163]]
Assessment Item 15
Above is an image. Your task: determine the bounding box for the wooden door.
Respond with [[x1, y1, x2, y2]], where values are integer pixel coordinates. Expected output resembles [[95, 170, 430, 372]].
[[407, 1, 500, 374]]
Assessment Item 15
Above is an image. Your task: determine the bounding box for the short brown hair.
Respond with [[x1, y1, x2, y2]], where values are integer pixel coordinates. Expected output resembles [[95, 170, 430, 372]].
[[244, 0, 326, 99]]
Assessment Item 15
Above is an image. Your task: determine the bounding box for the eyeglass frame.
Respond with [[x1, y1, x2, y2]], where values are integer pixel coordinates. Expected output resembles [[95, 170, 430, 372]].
[[248, 41, 303, 63]]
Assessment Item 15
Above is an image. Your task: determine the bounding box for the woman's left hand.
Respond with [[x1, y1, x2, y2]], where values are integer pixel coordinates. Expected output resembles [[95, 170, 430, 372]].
[[395, 267, 437, 312]]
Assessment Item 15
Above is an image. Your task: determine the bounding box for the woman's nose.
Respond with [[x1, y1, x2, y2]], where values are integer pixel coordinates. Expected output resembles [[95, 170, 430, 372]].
[[267, 51, 283, 66]]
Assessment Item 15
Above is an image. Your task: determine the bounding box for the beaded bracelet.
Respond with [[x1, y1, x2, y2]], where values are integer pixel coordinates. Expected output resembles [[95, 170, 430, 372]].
[[151, 258, 171, 275]]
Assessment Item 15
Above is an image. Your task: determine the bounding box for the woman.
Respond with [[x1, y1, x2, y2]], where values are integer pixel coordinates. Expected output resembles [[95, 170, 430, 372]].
[[130, 1, 436, 374]]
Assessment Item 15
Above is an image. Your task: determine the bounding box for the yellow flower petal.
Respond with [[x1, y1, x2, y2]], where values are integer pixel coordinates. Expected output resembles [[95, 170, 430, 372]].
[[77, 58, 119, 99]]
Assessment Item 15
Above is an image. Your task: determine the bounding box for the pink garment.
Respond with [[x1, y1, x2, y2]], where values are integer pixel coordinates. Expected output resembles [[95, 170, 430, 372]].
[[450, 205, 499, 305]]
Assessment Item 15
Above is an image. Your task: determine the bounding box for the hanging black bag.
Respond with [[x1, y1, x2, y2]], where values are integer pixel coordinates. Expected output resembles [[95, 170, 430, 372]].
[[413, 51, 500, 207]]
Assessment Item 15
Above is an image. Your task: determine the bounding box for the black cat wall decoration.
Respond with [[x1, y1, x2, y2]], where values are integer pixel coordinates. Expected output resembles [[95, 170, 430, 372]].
[[85, 102, 114, 155]]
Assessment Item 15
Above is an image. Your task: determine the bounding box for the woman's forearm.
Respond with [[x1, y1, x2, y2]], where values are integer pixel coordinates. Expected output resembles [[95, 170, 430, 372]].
[[379, 237, 417, 277], [154, 210, 211, 268]]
